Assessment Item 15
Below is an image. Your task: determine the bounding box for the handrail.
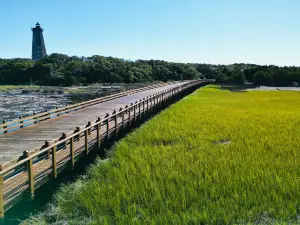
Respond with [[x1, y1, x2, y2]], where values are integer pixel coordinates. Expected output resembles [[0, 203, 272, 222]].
[[0, 82, 180, 134], [0, 79, 212, 217]]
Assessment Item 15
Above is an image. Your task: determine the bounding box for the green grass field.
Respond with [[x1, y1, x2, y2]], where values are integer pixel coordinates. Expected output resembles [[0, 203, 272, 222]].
[[25, 85, 300, 224]]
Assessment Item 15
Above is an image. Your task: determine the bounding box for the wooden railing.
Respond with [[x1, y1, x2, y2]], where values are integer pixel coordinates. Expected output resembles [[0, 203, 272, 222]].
[[0, 79, 211, 217], [0, 82, 178, 134]]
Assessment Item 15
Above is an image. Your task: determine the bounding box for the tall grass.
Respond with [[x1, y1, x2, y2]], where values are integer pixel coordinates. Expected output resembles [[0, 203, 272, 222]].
[[24, 85, 300, 224]]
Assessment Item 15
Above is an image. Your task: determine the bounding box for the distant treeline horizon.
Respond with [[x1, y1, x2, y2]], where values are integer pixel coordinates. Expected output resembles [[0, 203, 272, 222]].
[[0, 53, 300, 87]]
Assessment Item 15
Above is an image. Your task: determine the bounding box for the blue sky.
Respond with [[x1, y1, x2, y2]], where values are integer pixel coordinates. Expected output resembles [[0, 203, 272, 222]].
[[0, 0, 299, 66]]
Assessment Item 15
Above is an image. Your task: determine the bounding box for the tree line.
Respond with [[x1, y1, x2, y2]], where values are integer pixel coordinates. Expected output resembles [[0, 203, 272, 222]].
[[0, 54, 299, 86]]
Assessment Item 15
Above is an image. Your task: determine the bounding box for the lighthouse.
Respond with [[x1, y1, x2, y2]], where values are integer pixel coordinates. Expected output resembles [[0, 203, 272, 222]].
[[31, 22, 47, 61]]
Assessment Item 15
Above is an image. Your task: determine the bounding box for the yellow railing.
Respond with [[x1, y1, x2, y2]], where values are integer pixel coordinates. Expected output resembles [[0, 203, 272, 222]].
[[0, 79, 211, 217]]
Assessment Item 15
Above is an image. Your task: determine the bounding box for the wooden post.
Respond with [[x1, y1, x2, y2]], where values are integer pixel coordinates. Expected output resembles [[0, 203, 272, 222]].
[[165, 90, 168, 102], [166, 90, 168, 101], [45, 141, 51, 159], [2, 121, 7, 134], [139, 100, 141, 120], [56, 106, 59, 117], [33, 112, 38, 124], [45, 109, 50, 120], [96, 117, 101, 148], [0, 175, 4, 218], [121, 107, 125, 129], [113, 110, 118, 137], [128, 105, 132, 127], [52, 146, 57, 178], [106, 113, 110, 140], [25, 151, 34, 198], [74, 127, 80, 140], [84, 129, 89, 155], [146, 97, 149, 114], [134, 102, 137, 121], [19, 116, 23, 129], [142, 98, 145, 116], [149, 96, 153, 112], [61, 132, 67, 141], [70, 136, 75, 169], [86, 121, 92, 135]]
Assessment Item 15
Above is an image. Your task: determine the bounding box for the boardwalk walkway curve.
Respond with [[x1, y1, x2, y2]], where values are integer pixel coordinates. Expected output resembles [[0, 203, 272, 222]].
[[0, 79, 211, 217]]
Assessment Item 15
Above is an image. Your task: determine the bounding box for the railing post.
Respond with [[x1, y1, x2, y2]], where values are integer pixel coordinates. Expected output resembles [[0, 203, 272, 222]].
[[149, 96, 152, 112], [166, 90, 168, 101], [65, 104, 69, 114], [86, 121, 92, 135], [165, 90, 168, 102], [139, 100, 141, 120], [0, 175, 3, 218], [120, 107, 124, 129], [134, 102, 137, 122], [70, 135, 75, 169], [45, 109, 50, 120], [142, 98, 145, 116], [45, 141, 51, 159], [155, 93, 158, 110], [152, 95, 155, 111], [105, 113, 110, 141], [2, 121, 7, 134], [84, 124, 89, 156], [128, 104, 132, 127], [52, 146, 57, 178], [56, 106, 59, 117], [19, 116, 23, 129], [159, 92, 162, 106], [33, 112, 38, 124], [25, 151, 34, 198], [146, 97, 149, 114], [96, 117, 101, 148], [113, 110, 118, 137], [74, 127, 80, 142]]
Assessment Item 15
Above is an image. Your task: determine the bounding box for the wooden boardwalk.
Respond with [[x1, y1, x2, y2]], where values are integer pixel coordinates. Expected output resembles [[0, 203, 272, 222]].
[[0, 80, 210, 217], [0, 82, 185, 165]]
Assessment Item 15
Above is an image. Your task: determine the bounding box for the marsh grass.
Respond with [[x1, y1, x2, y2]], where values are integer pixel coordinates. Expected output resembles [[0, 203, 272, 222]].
[[24, 85, 300, 224], [0, 85, 40, 92]]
